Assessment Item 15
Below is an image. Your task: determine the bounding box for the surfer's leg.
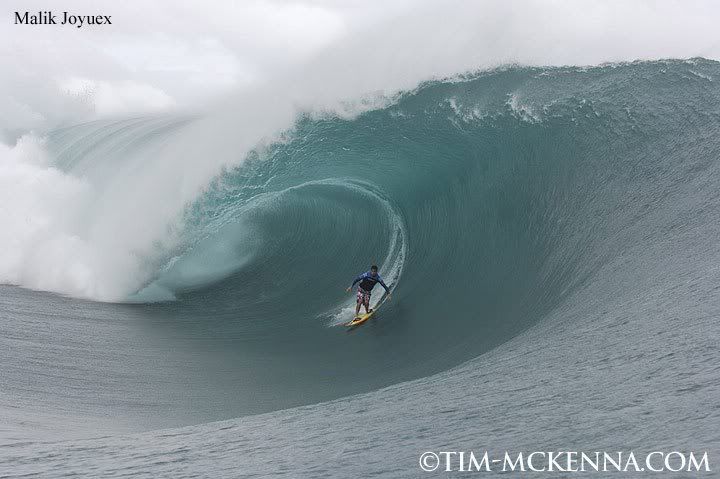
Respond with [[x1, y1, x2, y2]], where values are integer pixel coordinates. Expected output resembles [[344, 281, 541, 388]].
[[363, 294, 371, 313], [356, 289, 370, 314]]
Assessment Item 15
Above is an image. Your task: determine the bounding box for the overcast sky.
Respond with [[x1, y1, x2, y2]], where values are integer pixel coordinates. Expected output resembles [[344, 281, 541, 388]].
[[2, 0, 720, 137]]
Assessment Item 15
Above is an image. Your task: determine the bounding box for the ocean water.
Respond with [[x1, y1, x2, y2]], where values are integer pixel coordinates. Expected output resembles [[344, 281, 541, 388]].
[[1, 60, 720, 476]]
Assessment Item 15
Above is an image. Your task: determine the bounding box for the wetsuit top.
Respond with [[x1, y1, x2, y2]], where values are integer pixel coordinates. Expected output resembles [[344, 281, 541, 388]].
[[352, 271, 390, 293]]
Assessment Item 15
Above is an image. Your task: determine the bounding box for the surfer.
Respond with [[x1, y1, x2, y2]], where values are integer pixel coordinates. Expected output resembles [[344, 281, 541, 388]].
[[346, 265, 391, 317]]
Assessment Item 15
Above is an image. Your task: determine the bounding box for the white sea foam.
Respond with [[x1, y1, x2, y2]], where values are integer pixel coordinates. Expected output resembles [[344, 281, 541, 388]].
[[0, 135, 142, 300]]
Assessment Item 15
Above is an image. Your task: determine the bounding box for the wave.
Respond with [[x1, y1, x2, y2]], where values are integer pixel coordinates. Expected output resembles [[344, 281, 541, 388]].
[[132, 178, 407, 317], [1, 60, 720, 429]]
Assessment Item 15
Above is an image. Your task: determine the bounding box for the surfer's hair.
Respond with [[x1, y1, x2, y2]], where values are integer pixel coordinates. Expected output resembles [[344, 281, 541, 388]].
[[371, 265, 378, 271]]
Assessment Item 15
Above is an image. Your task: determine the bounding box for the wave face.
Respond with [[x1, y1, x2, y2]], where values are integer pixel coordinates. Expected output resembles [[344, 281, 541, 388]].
[[2, 60, 720, 439]]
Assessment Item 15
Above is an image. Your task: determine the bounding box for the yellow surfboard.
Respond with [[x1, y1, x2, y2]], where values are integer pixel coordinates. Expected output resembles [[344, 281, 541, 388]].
[[345, 309, 376, 327], [344, 291, 390, 327]]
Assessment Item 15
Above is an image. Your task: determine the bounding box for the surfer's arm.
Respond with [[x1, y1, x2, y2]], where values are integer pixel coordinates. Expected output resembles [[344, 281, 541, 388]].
[[378, 277, 390, 293], [350, 273, 366, 288]]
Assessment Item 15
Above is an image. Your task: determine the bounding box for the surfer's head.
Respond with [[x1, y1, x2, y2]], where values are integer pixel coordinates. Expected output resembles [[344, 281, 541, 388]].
[[370, 265, 378, 275]]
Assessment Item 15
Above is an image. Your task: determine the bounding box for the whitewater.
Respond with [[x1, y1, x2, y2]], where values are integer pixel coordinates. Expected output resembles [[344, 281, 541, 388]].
[[2, 1, 720, 477]]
